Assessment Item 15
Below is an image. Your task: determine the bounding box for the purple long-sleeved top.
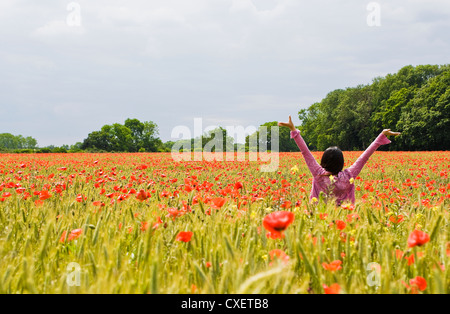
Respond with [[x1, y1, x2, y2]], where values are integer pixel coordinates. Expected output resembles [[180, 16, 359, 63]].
[[290, 129, 391, 205]]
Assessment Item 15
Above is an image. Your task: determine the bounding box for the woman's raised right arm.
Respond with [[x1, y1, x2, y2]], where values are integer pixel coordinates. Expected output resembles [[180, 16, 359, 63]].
[[290, 129, 326, 176], [279, 116, 326, 177]]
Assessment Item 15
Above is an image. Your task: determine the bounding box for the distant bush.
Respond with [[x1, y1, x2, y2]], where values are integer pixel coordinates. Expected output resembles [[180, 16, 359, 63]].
[[37, 148, 52, 153], [84, 147, 109, 153], [52, 147, 67, 153], [13, 149, 34, 154], [68, 148, 84, 153]]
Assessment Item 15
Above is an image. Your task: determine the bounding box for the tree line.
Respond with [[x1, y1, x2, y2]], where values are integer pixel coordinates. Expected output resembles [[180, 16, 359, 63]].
[[81, 119, 166, 152], [298, 64, 450, 151], [0, 133, 38, 152]]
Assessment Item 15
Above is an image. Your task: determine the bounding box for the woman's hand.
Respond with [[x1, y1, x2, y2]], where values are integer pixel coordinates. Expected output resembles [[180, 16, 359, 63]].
[[278, 116, 296, 132], [382, 129, 401, 137]]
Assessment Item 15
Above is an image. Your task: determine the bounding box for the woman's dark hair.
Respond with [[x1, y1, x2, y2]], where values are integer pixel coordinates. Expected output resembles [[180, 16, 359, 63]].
[[320, 146, 344, 175]]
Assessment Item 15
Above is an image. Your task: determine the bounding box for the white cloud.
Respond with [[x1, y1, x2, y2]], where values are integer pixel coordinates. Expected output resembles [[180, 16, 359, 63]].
[[32, 20, 86, 38]]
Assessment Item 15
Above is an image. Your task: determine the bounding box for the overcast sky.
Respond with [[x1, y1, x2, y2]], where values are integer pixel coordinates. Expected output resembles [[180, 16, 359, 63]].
[[1, 0, 449, 146]]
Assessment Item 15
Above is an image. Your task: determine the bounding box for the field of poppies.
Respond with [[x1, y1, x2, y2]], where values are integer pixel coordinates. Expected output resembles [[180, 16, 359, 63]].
[[0, 151, 448, 294]]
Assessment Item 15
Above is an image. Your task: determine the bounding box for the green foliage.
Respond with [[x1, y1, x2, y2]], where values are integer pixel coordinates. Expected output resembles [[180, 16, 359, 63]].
[[298, 64, 450, 151], [396, 71, 450, 150], [81, 119, 163, 152], [162, 141, 175, 152], [0, 133, 38, 150], [37, 148, 52, 154], [12, 149, 34, 154], [246, 122, 300, 152], [172, 127, 236, 152], [69, 142, 84, 153], [52, 147, 68, 153], [201, 127, 235, 152]]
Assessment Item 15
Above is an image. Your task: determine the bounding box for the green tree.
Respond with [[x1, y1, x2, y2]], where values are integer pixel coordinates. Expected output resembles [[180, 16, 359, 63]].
[[245, 122, 299, 152], [0, 133, 18, 149], [111, 123, 133, 152], [69, 142, 84, 152], [397, 71, 450, 150], [201, 127, 234, 152], [81, 119, 162, 152], [25, 136, 38, 149], [0, 133, 38, 150], [162, 141, 175, 152], [141, 121, 162, 152], [124, 118, 145, 152], [81, 130, 113, 151]]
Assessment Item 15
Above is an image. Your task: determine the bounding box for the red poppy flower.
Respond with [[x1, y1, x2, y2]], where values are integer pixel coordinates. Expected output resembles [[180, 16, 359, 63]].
[[269, 249, 290, 265], [211, 197, 226, 209], [262, 211, 294, 239], [405, 254, 415, 266], [280, 201, 292, 209], [389, 215, 404, 224], [176, 231, 193, 243], [141, 221, 150, 232], [106, 193, 115, 199], [136, 189, 151, 201], [335, 220, 346, 230], [341, 204, 355, 211], [117, 194, 128, 202], [191, 195, 201, 205], [323, 283, 341, 294], [167, 207, 184, 219], [152, 217, 163, 229], [322, 260, 342, 272], [39, 190, 52, 201], [16, 188, 26, 194], [407, 230, 430, 248], [395, 250, 404, 259], [60, 229, 83, 243], [409, 276, 427, 291], [76, 194, 86, 203], [319, 213, 328, 220], [68, 229, 82, 241]]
